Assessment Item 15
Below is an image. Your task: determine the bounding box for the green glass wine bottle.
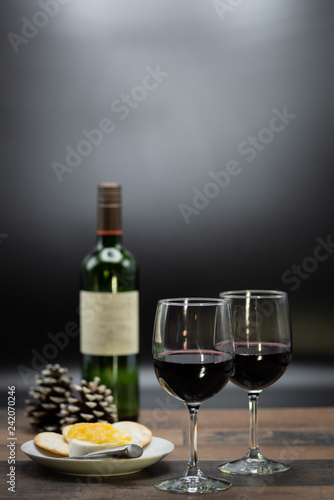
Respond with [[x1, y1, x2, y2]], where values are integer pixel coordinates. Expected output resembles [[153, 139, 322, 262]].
[[80, 182, 139, 421]]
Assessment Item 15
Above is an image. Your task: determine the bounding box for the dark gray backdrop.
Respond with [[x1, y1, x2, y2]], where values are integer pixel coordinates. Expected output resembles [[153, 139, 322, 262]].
[[1, 0, 333, 378]]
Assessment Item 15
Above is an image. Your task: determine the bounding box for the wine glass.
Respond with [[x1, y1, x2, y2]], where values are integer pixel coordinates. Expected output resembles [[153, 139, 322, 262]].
[[152, 298, 234, 494], [218, 290, 292, 475]]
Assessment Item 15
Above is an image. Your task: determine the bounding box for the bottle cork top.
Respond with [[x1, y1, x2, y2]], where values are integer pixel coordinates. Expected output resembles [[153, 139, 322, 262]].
[[97, 183, 122, 234], [98, 183, 121, 206]]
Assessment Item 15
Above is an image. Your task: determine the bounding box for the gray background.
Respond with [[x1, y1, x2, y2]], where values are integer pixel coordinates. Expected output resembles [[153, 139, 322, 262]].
[[1, 0, 333, 386]]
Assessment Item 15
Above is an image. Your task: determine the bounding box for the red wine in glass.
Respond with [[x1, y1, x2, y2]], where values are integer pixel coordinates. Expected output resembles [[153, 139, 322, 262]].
[[231, 342, 292, 391], [154, 350, 233, 403]]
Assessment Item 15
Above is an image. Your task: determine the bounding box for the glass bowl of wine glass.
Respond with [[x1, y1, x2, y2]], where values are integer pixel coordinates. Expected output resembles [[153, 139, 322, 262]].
[[152, 298, 234, 494], [218, 290, 292, 475]]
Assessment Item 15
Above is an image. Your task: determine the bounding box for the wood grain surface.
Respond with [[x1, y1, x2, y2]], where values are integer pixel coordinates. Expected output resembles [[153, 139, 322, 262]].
[[1, 407, 333, 499]]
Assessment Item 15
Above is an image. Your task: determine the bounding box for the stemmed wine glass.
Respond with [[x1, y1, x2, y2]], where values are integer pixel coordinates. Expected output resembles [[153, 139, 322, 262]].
[[218, 290, 292, 475], [152, 298, 234, 494]]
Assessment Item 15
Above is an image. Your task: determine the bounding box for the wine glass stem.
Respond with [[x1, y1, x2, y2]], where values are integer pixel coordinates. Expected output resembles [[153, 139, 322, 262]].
[[186, 404, 200, 472], [248, 392, 260, 457]]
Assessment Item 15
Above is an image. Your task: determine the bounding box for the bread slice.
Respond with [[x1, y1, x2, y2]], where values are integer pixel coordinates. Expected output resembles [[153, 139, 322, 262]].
[[112, 421, 152, 447], [61, 425, 73, 444], [34, 432, 69, 456]]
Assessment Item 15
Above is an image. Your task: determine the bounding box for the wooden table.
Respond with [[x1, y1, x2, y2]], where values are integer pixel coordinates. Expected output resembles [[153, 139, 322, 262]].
[[1, 407, 333, 499]]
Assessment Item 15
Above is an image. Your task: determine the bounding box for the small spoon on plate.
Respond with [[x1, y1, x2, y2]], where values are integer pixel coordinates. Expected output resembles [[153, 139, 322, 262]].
[[66, 444, 143, 460]]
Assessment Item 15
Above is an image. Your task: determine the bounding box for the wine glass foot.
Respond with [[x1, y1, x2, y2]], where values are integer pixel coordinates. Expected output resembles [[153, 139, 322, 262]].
[[155, 469, 231, 494], [218, 450, 290, 476]]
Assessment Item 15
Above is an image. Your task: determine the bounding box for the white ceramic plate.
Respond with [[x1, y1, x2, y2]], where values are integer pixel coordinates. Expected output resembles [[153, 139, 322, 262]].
[[21, 437, 174, 476]]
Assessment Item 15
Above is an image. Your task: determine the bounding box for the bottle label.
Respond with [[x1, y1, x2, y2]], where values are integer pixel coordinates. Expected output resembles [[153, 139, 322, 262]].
[[80, 290, 139, 356]]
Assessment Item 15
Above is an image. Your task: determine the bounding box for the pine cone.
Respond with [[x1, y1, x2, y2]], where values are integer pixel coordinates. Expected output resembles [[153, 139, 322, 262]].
[[59, 376, 118, 426], [25, 364, 72, 432]]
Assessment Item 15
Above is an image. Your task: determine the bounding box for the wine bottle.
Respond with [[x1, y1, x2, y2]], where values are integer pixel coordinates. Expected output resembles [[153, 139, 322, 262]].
[[80, 182, 139, 421]]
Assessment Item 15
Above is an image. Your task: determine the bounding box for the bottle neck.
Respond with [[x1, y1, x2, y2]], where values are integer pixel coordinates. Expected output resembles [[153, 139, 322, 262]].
[[96, 232, 123, 248], [97, 198, 122, 246]]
